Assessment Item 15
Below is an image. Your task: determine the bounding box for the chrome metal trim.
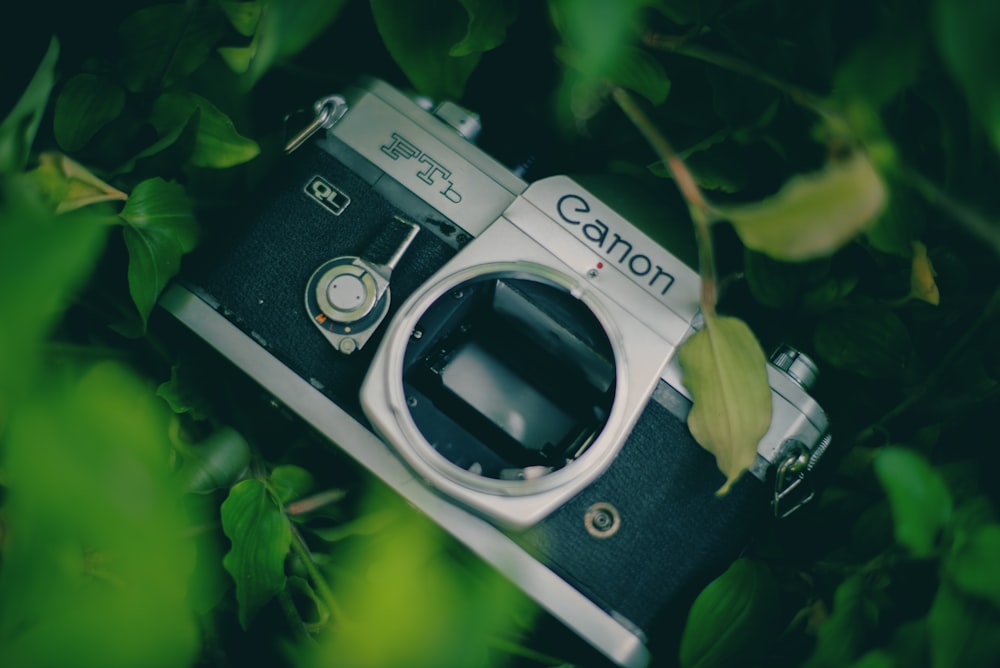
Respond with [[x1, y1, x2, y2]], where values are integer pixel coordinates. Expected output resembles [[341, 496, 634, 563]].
[[159, 284, 651, 668]]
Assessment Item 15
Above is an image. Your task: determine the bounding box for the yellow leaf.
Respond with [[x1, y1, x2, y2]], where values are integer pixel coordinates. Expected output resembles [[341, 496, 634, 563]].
[[910, 240, 940, 305], [31, 153, 128, 214], [677, 315, 773, 494], [719, 151, 888, 261]]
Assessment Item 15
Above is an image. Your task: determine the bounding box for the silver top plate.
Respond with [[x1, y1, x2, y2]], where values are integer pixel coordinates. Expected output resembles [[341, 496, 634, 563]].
[[329, 78, 527, 236]]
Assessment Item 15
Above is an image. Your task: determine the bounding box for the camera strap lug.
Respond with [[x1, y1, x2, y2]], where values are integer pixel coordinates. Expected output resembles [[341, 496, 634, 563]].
[[284, 95, 349, 154], [772, 434, 831, 518]]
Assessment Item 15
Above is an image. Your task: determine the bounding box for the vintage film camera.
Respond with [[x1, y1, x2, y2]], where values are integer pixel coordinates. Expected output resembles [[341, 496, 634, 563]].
[[160, 78, 830, 667]]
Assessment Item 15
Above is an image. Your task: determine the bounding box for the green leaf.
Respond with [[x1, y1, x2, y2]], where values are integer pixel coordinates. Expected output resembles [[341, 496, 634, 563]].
[[801, 272, 860, 309], [609, 47, 671, 106], [220, 0, 262, 37], [0, 178, 108, 406], [928, 582, 1000, 668], [218, 45, 256, 74], [646, 0, 717, 26], [744, 249, 830, 309], [29, 153, 129, 213], [0, 37, 58, 173], [244, 0, 350, 86], [873, 446, 952, 557], [814, 304, 911, 379], [118, 178, 199, 328], [114, 111, 200, 177], [848, 651, 895, 668], [288, 575, 331, 627], [118, 5, 225, 92], [866, 184, 922, 258], [0, 362, 201, 668], [834, 20, 925, 111], [649, 134, 752, 194], [550, 0, 653, 121], [549, 0, 644, 77], [268, 465, 316, 505], [53, 74, 126, 153], [934, 0, 1000, 154], [718, 151, 888, 261], [156, 358, 211, 420], [804, 575, 879, 668], [301, 490, 534, 668], [311, 510, 396, 543], [679, 558, 782, 668], [677, 315, 773, 493], [371, 0, 482, 100], [450, 0, 518, 57], [946, 524, 1000, 606], [221, 479, 293, 629], [176, 427, 252, 494], [151, 92, 259, 168]]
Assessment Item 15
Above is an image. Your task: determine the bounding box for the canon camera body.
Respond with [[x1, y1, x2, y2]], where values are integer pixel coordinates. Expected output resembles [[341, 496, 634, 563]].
[[160, 78, 830, 667]]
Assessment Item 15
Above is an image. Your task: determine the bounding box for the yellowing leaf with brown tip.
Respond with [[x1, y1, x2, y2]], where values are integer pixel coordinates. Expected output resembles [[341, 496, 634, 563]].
[[677, 315, 773, 494], [718, 151, 888, 261], [31, 153, 128, 214]]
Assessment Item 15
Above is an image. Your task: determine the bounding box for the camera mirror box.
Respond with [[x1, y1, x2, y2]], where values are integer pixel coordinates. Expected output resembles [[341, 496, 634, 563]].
[[159, 77, 830, 668]]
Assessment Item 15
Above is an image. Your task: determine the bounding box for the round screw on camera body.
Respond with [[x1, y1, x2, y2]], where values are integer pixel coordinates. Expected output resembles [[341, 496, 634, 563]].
[[585, 502, 621, 539]]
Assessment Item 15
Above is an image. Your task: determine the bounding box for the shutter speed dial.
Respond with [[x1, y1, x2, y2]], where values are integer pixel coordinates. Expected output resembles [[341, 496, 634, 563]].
[[315, 262, 379, 323], [306, 217, 420, 354]]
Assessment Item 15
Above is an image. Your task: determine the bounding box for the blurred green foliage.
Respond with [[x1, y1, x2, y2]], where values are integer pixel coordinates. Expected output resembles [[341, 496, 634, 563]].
[[1, 1, 999, 667]]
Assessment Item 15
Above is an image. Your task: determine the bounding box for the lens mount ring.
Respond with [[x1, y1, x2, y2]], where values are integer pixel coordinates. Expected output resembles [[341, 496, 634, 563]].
[[381, 260, 630, 498]]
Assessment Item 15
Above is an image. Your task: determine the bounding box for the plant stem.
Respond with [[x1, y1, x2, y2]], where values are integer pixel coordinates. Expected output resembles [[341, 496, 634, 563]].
[[287, 522, 341, 624], [641, 31, 830, 116], [902, 168, 1000, 258], [612, 87, 719, 317], [642, 31, 1000, 258]]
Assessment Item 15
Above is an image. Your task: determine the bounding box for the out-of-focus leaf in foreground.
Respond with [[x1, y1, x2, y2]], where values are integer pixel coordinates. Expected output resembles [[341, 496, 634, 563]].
[[718, 151, 888, 261], [451, 0, 519, 57], [0, 176, 108, 410], [804, 575, 879, 668], [301, 489, 534, 668], [928, 581, 1000, 668], [677, 315, 773, 493], [371, 0, 493, 100], [873, 446, 953, 557], [550, 0, 667, 119], [946, 524, 1000, 607], [934, 0, 1000, 154], [0, 362, 202, 668], [175, 426, 252, 494], [243, 0, 350, 85], [0, 37, 58, 173]]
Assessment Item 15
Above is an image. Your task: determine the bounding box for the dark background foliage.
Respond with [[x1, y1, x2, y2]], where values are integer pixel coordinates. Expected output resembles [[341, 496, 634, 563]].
[[2, 1, 1000, 667]]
